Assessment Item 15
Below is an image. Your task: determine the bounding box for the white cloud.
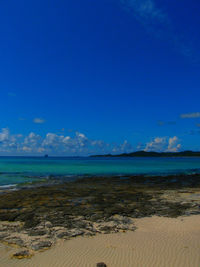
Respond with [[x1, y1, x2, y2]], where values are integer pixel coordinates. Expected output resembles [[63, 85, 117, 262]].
[[166, 136, 181, 152], [23, 132, 43, 153], [144, 137, 166, 152], [144, 136, 181, 152], [22, 146, 32, 152], [0, 128, 19, 152], [180, 112, 200, 119], [0, 128, 10, 142], [33, 118, 46, 124], [24, 132, 41, 144]]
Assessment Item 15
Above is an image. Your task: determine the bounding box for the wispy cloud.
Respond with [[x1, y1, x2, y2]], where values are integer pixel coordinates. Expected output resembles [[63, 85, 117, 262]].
[[121, 0, 168, 24], [120, 0, 197, 60], [180, 112, 200, 119], [33, 118, 46, 124]]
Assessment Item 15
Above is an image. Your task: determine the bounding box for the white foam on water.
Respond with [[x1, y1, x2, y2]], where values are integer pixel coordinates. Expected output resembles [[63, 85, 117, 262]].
[[0, 184, 17, 189]]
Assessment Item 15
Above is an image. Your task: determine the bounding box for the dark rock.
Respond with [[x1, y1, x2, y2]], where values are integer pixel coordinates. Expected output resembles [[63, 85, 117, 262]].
[[44, 221, 52, 228], [0, 232, 9, 239], [55, 230, 69, 238], [0, 212, 19, 222], [31, 240, 52, 251], [65, 229, 84, 238], [29, 229, 47, 236], [97, 262, 107, 267]]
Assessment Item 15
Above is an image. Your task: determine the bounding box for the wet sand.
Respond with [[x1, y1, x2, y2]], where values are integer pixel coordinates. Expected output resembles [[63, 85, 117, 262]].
[[0, 215, 199, 267]]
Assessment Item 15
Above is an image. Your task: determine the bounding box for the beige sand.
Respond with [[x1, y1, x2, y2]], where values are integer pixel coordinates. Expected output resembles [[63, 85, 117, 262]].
[[0, 215, 200, 267]]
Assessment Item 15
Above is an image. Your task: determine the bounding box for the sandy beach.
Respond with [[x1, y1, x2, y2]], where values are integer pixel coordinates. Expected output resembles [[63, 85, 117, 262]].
[[0, 215, 199, 267]]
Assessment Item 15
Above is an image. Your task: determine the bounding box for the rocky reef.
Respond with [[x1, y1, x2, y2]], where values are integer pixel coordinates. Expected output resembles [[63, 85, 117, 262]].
[[0, 174, 199, 258]]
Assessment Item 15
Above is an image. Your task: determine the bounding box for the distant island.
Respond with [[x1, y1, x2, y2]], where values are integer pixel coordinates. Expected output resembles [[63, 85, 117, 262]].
[[91, 150, 200, 157]]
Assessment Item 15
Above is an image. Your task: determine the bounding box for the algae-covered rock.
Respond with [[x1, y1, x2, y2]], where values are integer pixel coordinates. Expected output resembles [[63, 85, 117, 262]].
[[0, 174, 199, 255], [12, 250, 33, 259], [5, 235, 26, 247]]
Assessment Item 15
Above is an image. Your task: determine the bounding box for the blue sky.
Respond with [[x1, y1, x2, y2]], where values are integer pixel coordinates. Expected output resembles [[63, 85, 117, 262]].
[[0, 0, 200, 155]]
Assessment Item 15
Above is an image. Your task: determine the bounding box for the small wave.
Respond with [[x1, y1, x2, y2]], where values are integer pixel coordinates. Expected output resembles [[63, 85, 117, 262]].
[[0, 184, 17, 189]]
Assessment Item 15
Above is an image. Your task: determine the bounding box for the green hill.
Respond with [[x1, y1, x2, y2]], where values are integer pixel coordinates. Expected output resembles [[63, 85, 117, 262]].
[[91, 150, 200, 157]]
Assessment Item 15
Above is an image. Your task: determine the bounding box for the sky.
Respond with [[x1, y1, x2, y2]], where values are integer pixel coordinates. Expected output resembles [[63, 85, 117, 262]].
[[0, 0, 200, 156]]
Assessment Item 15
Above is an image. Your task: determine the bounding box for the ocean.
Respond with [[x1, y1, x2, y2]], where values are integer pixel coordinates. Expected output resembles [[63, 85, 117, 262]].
[[0, 156, 200, 188]]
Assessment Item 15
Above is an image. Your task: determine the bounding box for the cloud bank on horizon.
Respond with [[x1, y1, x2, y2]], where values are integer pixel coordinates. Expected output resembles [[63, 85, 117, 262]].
[[0, 128, 182, 156]]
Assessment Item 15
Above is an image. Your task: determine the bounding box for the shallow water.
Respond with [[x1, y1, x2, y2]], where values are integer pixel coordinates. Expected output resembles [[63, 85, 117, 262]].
[[0, 156, 200, 187]]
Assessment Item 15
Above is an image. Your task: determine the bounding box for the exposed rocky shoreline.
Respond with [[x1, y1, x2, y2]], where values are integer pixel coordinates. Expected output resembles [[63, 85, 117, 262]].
[[0, 174, 200, 258]]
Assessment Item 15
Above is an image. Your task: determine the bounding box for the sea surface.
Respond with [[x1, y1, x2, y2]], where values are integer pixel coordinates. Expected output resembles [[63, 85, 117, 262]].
[[0, 156, 200, 188]]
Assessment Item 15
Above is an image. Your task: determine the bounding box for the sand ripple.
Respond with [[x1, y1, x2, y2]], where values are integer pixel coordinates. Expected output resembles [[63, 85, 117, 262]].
[[0, 215, 200, 267]]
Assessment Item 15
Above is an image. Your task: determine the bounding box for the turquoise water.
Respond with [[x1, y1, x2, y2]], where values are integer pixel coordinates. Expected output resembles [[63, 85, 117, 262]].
[[0, 156, 200, 187]]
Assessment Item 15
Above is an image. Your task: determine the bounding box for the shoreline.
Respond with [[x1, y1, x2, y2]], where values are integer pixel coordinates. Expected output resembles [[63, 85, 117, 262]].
[[1, 172, 200, 192], [0, 174, 199, 262]]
